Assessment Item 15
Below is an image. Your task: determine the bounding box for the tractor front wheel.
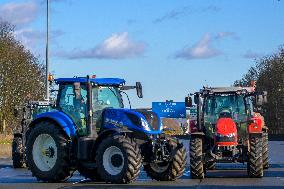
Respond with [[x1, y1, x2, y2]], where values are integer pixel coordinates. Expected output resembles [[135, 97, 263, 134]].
[[12, 136, 26, 168], [26, 121, 73, 182], [248, 135, 263, 178], [190, 136, 205, 179], [144, 138, 186, 181], [96, 135, 142, 184], [262, 131, 269, 169]]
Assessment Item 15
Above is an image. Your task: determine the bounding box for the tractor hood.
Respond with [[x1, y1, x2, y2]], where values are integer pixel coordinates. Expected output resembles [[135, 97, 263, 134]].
[[216, 118, 237, 136], [102, 108, 162, 135], [215, 118, 238, 146]]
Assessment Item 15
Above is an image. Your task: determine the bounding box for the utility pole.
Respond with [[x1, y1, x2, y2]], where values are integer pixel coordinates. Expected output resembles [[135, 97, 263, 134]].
[[45, 0, 50, 101]]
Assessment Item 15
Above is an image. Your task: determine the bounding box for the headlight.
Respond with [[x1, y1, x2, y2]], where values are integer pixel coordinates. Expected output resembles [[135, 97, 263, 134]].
[[141, 118, 151, 131], [126, 112, 151, 131], [227, 133, 236, 137], [216, 132, 236, 138]]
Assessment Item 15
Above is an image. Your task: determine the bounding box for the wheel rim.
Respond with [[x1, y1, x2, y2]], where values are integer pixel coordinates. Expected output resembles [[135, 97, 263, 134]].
[[150, 162, 169, 173], [102, 146, 124, 175], [32, 134, 57, 172]]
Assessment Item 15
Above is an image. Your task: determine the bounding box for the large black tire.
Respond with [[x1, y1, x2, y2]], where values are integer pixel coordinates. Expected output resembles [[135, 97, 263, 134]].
[[262, 132, 269, 169], [248, 135, 263, 178], [12, 136, 25, 168], [144, 138, 187, 181], [26, 121, 73, 182], [96, 135, 142, 184], [190, 136, 205, 179], [77, 165, 102, 181]]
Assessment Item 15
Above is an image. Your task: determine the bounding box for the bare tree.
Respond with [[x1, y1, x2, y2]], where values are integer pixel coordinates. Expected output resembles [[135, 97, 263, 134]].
[[0, 21, 45, 134], [234, 47, 284, 135]]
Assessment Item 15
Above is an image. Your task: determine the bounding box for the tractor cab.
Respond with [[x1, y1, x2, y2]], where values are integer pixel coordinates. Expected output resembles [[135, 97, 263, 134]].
[[53, 77, 144, 136], [203, 93, 249, 143]]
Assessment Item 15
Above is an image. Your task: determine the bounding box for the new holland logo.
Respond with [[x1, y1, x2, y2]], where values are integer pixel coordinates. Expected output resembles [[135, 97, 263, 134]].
[[105, 118, 124, 128]]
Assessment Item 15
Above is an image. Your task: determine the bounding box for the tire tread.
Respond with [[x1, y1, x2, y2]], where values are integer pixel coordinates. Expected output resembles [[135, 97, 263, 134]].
[[190, 136, 205, 179]]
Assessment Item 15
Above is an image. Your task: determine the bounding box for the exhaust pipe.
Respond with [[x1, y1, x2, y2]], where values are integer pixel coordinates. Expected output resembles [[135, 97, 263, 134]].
[[86, 75, 97, 138]]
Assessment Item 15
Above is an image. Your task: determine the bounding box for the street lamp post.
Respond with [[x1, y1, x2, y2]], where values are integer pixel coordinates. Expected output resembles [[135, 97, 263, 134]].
[[45, 0, 50, 101]]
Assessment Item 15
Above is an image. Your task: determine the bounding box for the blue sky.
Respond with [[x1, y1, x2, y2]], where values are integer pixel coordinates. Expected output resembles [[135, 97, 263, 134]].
[[1, 0, 284, 107]]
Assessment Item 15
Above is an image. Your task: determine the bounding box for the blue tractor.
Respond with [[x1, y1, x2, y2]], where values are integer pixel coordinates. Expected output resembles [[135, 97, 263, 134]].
[[25, 76, 186, 183]]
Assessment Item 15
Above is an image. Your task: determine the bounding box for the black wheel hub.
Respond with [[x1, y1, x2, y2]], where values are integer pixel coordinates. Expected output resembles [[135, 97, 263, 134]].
[[45, 146, 55, 158], [111, 154, 123, 167]]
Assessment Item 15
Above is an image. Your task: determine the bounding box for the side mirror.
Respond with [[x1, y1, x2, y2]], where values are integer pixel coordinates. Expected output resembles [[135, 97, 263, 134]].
[[194, 95, 199, 104], [263, 91, 268, 104], [185, 96, 192, 107], [136, 82, 143, 98], [256, 95, 263, 106]]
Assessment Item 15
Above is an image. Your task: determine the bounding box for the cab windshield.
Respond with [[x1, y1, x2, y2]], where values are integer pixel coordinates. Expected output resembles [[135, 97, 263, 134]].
[[203, 94, 247, 124], [92, 86, 123, 109]]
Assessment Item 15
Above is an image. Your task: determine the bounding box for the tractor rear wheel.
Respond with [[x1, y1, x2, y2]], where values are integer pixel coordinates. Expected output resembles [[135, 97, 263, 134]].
[[12, 136, 26, 168], [262, 132, 269, 169], [190, 136, 205, 179], [248, 135, 263, 178], [96, 135, 142, 184], [26, 121, 73, 182], [144, 138, 186, 181]]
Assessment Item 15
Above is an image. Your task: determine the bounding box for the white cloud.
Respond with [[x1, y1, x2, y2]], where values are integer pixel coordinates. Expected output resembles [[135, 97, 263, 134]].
[[57, 32, 146, 59], [14, 28, 64, 55], [0, 2, 38, 27], [153, 5, 220, 24], [175, 33, 222, 60], [14, 29, 44, 49]]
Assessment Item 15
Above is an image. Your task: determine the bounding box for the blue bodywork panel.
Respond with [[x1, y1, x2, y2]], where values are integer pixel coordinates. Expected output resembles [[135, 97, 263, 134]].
[[152, 102, 186, 118], [102, 108, 162, 135], [33, 108, 162, 138], [55, 78, 125, 86], [35, 111, 77, 137]]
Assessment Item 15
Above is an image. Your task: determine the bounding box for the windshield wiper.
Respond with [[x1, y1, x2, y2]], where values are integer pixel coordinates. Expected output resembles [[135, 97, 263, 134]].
[[120, 91, 132, 109], [107, 87, 118, 97]]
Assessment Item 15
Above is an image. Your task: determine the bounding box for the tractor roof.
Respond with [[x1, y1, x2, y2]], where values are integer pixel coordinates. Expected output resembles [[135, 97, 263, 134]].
[[201, 87, 255, 95], [55, 77, 126, 86]]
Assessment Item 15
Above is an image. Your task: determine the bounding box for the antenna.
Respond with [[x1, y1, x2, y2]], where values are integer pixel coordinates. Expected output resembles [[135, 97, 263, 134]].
[[204, 80, 208, 88], [45, 0, 50, 101]]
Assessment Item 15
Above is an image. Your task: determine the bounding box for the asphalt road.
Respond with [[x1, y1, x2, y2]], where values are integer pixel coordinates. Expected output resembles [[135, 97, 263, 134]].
[[0, 141, 284, 189]]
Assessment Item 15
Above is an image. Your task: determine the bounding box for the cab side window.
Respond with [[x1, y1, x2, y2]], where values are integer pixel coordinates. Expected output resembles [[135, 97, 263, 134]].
[[59, 85, 74, 110], [58, 84, 88, 135]]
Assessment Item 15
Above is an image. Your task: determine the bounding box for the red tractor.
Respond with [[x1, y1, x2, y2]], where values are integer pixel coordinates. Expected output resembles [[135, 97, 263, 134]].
[[185, 87, 268, 178]]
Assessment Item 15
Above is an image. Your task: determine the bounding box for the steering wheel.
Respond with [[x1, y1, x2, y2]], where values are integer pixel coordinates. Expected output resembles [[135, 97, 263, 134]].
[[219, 107, 232, 118], [95, 100, 106, 105]]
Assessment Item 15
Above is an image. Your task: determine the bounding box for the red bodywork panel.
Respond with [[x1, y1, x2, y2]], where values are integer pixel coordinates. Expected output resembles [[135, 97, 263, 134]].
[[215, 118, 238, 146], [248, 113, 263, 133]]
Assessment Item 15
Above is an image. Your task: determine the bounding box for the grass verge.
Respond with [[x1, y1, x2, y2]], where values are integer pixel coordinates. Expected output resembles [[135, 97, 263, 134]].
[[0, 134, 12, 158]]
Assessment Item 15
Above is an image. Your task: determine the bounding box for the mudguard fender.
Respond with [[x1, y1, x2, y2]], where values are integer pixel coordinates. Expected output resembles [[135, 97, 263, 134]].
[[30, 111, 77, 138]]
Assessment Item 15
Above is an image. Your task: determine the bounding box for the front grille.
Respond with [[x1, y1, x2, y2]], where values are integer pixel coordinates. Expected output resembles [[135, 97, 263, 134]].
[[216, 136, 236, 142], [135, 110, 159, 131]]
